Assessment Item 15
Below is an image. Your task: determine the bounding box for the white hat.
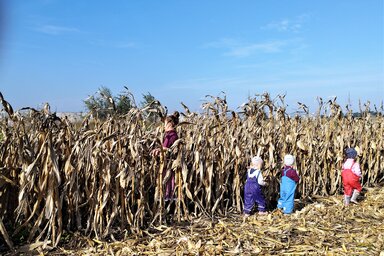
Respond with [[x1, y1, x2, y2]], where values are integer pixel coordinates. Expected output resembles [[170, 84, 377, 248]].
[[284, 155, 295, 166], [251, 156, 263, 166]]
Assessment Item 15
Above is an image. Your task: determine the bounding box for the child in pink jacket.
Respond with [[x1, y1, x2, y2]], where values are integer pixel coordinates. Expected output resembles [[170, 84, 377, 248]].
[[341, 148, 362, 205]]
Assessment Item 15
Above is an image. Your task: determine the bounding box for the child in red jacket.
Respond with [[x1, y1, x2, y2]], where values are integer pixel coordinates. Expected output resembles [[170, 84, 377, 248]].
[[341, 148, 362, 206]]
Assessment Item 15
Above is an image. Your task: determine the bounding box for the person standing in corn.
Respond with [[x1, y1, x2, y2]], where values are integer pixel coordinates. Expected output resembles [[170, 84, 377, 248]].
[[341, 148, 362, 206], [277, 154, 300, 214], [243, 156, 267, 217], [151, 111, 180, 201]]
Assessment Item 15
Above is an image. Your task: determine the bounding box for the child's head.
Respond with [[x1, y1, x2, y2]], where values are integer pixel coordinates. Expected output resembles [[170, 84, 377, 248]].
[[345, 148, 357, 159], [284, 154, 295, 166], [250, 156, 263, 169]]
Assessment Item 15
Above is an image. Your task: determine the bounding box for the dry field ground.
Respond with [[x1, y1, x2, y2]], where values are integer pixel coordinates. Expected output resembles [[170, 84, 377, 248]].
[[26, 184, 383, 255]]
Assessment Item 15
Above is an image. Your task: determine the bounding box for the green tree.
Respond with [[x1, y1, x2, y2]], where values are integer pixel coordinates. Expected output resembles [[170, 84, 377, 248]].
[[84, 87, 164, 122], [116, 87, 136, 115], [140, 92, 162, 124], [140, 92, 156, 107], [84, 86, 135, 119], [84, 86, 113, 119]]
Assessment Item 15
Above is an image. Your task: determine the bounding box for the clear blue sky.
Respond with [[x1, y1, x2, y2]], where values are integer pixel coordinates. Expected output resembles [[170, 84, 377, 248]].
[[0, 0, 383, 113]]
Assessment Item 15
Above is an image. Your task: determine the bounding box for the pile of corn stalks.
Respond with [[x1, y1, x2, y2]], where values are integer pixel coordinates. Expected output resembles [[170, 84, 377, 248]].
[[0, 91, 383, 253]]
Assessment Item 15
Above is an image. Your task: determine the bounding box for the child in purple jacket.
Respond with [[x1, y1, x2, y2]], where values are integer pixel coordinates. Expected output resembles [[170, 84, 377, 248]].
[[243, 156, 267, 217]]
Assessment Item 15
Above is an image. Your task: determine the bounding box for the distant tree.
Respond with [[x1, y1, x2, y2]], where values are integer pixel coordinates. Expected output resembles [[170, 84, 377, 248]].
[[84, 87, 165, 121], [116, 87, 136, 115], [84, 86, 135, 119], [84, 86, 113, 119], [115, 95, 132, 115], [140, 92, 162, 124], [140, 92, 156, 108]]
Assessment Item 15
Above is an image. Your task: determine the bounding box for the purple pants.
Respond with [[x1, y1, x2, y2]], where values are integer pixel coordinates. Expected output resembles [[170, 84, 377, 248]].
[[163, 169, 175, 200], [243, 179, 266, 214]]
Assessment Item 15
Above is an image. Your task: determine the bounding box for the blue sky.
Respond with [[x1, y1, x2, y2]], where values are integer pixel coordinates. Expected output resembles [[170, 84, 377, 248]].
[[0, 0, 383, 113]]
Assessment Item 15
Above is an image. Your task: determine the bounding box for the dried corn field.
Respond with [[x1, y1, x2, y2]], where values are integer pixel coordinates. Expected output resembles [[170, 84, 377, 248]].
[[36, 185, 384, 255], [0, 92, 383, 254]]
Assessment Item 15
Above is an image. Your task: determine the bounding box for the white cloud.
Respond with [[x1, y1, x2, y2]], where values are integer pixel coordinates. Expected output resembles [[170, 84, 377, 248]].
[[113, 42, 136, 49], [165, 69, 383, 94], [205, 38, 302, 57], [36, 25, 80, 35], [167, 77, 249, 90], [39, 0, 57, 4], [262, 14, 310, 33], [89, 39, 136, 49], [204, 38, 238, 48], [226, 41, 287, 57]]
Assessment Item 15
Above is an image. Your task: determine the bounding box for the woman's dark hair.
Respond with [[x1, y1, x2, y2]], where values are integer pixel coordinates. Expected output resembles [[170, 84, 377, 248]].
[[165, 111, 179, 126]]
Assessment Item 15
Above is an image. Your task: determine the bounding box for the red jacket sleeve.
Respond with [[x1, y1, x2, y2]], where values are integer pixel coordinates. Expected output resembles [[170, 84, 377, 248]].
[[286, 169, 300, 183]]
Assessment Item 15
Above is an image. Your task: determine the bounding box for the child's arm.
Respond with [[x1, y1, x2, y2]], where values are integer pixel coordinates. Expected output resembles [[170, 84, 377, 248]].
[[352, 162, 362, 177], [258, 171, 266, 186]]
